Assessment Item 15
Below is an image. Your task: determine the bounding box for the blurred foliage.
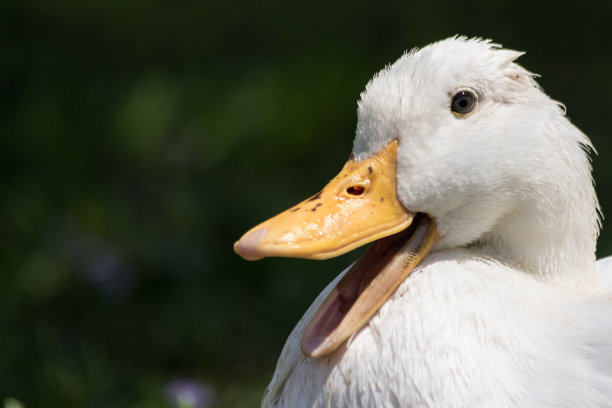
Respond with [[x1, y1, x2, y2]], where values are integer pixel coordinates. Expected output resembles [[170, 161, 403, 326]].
[[1, 0, 611, 406]]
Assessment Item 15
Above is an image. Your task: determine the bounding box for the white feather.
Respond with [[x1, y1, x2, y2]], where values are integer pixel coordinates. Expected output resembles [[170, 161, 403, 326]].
[[262, 37, 612, 408]]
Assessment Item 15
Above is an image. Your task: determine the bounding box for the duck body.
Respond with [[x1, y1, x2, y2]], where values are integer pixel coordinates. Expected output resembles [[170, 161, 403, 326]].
[[234, 37, 612, 407], [264, 249, 612, 407]]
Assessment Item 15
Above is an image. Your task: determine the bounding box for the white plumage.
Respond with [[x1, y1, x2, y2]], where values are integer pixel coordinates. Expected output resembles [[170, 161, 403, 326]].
[[261, 37, 612, 407]]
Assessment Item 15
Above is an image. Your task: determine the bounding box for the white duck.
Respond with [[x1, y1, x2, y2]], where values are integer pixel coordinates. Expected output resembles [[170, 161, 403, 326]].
[[234, 37, 612, 407]]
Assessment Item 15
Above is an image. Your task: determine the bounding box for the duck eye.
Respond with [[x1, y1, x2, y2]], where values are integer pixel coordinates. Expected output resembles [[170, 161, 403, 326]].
[[451, 91, 476, 115]]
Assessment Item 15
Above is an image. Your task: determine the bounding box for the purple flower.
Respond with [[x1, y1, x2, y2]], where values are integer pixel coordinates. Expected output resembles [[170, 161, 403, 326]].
[[165, 378, 215, 408]]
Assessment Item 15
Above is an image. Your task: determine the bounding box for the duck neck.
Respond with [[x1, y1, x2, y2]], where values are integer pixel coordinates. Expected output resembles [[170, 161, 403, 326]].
[[477, 173, 600, 292]]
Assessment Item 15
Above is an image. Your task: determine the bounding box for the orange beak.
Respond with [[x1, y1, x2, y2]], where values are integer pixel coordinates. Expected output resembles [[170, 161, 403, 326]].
[[234, 140, 439, 357]]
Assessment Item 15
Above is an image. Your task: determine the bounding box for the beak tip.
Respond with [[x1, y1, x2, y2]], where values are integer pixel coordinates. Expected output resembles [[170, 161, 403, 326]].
[[300, 339, 321, 358], [234, 228, 267, 261]]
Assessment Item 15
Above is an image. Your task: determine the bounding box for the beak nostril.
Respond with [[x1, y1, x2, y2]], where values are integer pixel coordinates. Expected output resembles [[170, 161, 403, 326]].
[[346, 186, 365, 196]]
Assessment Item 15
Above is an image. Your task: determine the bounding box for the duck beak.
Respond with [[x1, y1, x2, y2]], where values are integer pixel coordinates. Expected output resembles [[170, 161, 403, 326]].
[[234, 140, 439, 357], [234, 141, 412, 260]]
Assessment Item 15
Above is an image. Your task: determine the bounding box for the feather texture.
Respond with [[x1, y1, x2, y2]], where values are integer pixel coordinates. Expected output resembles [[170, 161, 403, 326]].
[[262, 37, 612, 407]]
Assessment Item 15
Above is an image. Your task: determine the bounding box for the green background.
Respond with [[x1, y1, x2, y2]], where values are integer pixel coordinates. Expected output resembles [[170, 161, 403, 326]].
[[2, 0, 611, 406]]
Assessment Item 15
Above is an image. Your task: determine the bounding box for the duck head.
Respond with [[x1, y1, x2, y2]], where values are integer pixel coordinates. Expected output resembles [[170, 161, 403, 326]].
[[234, 37, 600, 357]]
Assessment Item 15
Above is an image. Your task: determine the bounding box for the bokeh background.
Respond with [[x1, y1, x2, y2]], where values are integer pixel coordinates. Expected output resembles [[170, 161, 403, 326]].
[[2, 0, 612, 406]]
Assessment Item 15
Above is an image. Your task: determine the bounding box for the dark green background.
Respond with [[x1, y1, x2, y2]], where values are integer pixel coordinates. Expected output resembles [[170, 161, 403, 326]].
[[2, 0, 611, 406]]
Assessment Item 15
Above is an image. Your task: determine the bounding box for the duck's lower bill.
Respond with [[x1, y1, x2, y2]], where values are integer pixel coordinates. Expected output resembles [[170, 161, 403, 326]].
[[301, 214, 437, 357], [233, 140, 439, 358]]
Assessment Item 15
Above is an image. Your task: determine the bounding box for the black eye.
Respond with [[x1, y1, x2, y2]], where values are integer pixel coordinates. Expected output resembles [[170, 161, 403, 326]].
[[451, 91, 476, 115]]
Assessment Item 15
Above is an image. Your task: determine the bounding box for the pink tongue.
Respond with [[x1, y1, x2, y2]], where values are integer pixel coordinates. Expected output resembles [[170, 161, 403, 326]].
[[301, 293, 346, 354], [300, 233, 401, 357], [300, 259, 373, 354]]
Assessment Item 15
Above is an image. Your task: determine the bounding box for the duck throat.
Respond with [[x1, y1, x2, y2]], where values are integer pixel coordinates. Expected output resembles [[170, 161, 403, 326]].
[[476, 183, 600, 291]]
